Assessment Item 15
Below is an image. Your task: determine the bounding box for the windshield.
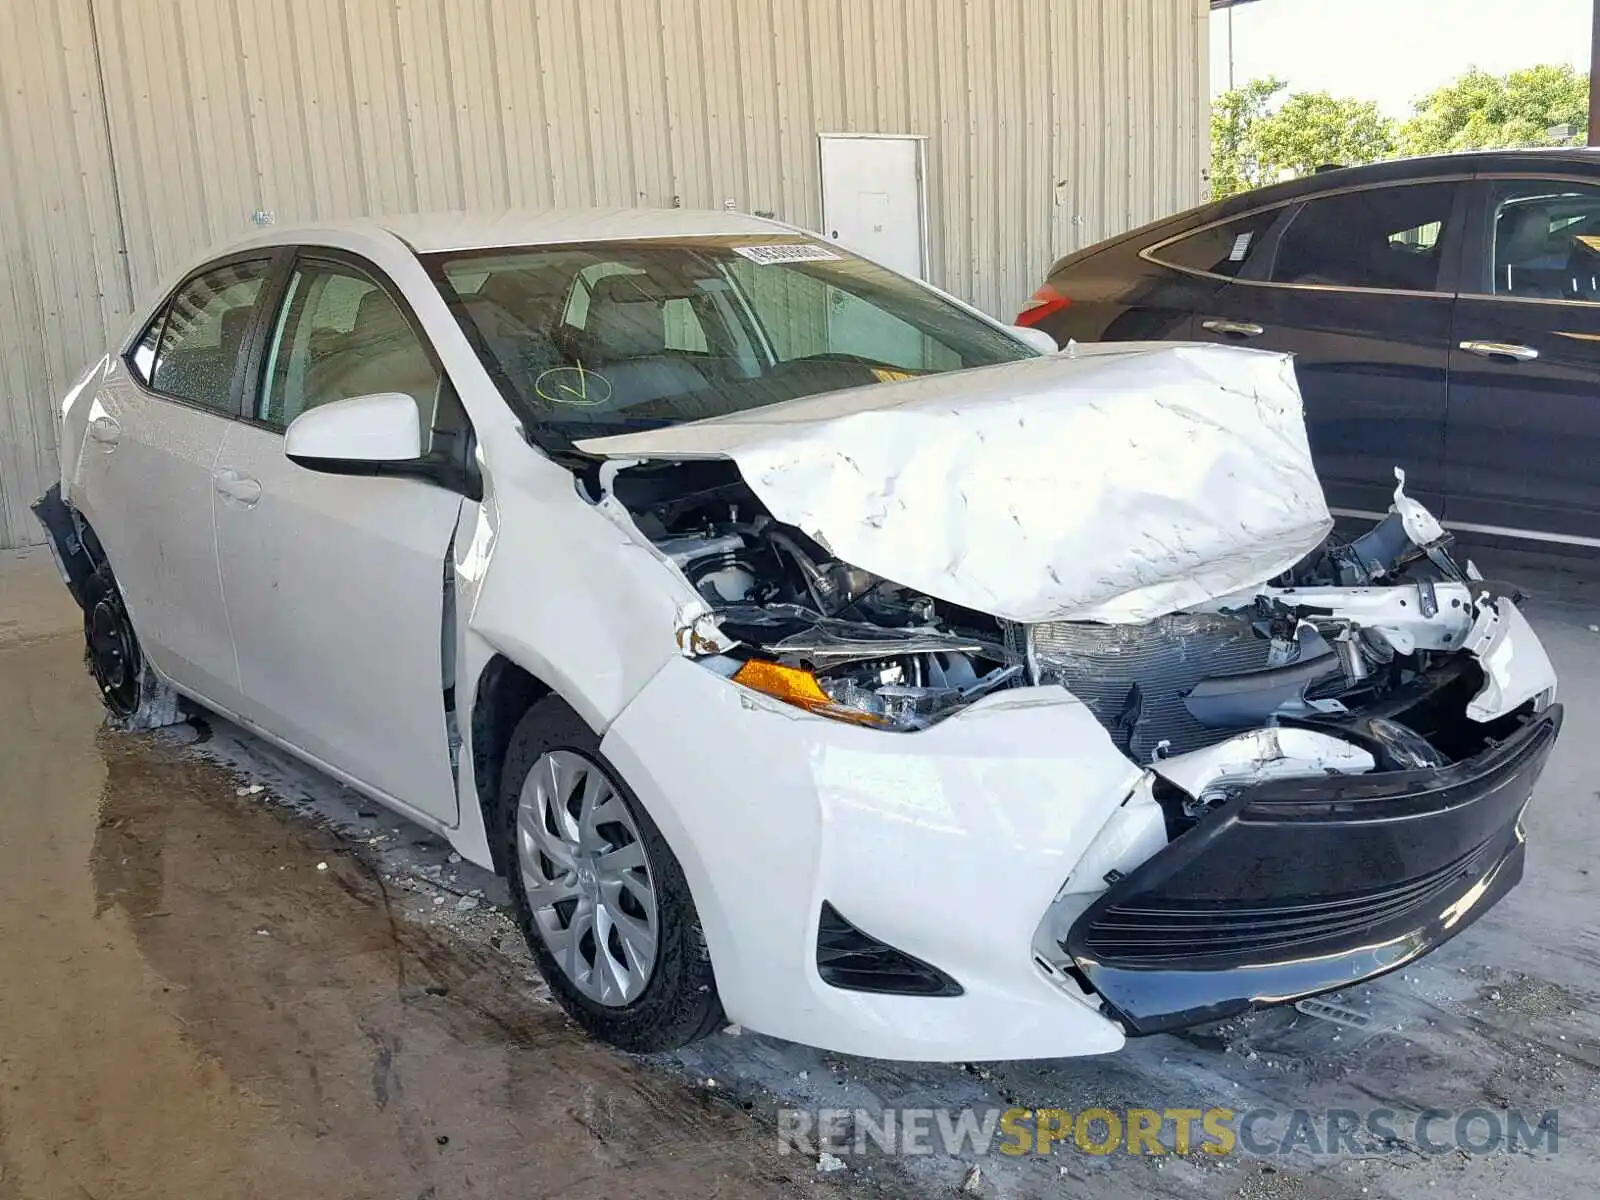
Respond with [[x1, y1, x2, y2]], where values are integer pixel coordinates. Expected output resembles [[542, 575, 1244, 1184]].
[[423, 236, 1033, 451]]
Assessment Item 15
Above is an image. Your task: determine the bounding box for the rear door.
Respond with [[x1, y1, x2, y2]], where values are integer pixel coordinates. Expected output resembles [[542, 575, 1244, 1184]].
[[1191, 180, 1466, 517], [212, 251, 467, 823], [1446, 176, 1600, 546], [74, 256, 275, 710]]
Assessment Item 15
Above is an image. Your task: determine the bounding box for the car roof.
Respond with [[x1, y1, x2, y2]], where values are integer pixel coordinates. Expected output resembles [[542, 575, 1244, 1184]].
[[241, 207, 800, 255], [1044, 147, 1600, 273], [1211, 147, 1600, 215]]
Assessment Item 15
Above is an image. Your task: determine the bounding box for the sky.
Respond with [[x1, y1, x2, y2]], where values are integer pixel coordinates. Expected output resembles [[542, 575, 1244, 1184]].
[[1210, 0, 1593, 116]]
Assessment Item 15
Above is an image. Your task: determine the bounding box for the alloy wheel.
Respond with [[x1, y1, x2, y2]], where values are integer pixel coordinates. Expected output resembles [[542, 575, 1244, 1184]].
[[516, 749, 659, 1006]]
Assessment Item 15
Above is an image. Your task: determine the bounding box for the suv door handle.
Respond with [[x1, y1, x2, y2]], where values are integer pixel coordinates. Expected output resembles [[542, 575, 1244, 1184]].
[[1201, 319, 1265, 338], [88, 415, 121, 447], [214, 469, 262, 507], [1459, 340, 1539, 362]]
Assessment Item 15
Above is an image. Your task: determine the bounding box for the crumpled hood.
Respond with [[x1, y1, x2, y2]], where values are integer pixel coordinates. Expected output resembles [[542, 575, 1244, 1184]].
[[577, 342, 1333, 624]]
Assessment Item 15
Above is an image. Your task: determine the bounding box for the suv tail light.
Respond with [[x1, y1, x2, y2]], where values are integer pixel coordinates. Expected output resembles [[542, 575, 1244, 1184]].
[[1016, 283, 1071, 327]]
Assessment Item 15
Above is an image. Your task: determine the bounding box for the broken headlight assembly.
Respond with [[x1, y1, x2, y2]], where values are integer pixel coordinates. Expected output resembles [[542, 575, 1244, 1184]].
[[731, 653, 1022, 731], [603, 460, 1026, 731]]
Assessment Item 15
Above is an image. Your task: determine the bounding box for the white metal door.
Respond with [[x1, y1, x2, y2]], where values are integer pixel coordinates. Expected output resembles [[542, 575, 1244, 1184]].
[[212, 421, 464, 823], [818, 135, 927, 278]]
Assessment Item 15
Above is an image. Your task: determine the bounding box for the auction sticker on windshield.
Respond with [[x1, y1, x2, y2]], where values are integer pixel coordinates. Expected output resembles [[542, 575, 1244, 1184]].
[[731, 244, 843, 265]]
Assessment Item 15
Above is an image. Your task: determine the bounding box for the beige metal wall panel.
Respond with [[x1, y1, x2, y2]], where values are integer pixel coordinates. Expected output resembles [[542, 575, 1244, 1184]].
[[0, 0, 131, 549], [0, 0, 1207, 548]]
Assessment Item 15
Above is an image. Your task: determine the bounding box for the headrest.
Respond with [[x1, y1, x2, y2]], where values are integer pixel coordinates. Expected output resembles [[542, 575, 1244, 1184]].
[[218, 305, 254, 354], [354, 289, 406, 342], [586, 275, 667, 358], [1498, 206, 1552, 265]]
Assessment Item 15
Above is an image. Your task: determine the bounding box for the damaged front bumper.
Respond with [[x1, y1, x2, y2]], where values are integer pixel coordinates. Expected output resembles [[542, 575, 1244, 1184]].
[[1053, 705, 1562, 1034]]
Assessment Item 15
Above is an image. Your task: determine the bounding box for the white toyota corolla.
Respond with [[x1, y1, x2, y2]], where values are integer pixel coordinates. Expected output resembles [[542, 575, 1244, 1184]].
[[35, 211, 1561, 1061]]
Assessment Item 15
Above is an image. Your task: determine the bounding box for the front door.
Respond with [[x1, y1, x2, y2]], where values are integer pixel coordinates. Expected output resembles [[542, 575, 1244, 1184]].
[[74, 257, 275, 710], [213, 254, 465, 822], [1446, 177, 1600, 546], [1192, 180, 1464, 517]]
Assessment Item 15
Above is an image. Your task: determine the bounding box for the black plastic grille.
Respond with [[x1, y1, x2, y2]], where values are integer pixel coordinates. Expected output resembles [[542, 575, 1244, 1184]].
[[1078, 835, 1501, 964], [815, 902, 963, 997]]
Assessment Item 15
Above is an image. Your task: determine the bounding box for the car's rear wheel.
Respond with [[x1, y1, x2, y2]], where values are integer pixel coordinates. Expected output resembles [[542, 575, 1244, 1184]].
[[82, 563, 144, 717], [79, 561, 181, 728], [499, 694, 722, 1051]]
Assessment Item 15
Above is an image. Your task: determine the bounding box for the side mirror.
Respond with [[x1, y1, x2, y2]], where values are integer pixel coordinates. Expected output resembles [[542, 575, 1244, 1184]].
[[1007, 325, 1060, 355], [285, 392, 422, 466]]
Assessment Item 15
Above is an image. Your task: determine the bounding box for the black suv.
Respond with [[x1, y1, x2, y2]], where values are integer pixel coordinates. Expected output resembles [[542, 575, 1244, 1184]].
[[1020, 150, 1600, 552]]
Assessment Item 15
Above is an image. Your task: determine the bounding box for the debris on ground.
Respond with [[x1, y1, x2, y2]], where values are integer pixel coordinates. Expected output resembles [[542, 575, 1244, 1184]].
[[235, 783, 264, 796], [816, 1152, 846, 1173], [961, 1163, 983, 1193]]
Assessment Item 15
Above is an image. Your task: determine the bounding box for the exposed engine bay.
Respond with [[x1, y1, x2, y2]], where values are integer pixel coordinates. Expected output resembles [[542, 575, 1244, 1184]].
[[596, 458, 1553, 793]]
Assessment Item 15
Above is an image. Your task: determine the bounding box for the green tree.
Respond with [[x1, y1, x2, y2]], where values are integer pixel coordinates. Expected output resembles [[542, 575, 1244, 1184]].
[[1210, 76, 1285, 199], [1210, 81, 1396, 199], [1249, 92, 1396, 180], [1398, 64, 1589, 154]]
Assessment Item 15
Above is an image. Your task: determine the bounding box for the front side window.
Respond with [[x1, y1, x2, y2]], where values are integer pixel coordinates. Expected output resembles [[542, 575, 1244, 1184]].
[[1480, 180, 1600, 301], [426, 237, 1032, 450], [1148, 212, 1275, 279], [1268, 182, 1458, 292], [257, 260, 441, 433], [145, 259, 272, 410]]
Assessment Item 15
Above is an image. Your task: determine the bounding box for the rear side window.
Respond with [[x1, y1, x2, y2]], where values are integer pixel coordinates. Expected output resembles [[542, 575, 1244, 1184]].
[[1148, 213, 1274, 279], [1269, 183, 1458, 292], [144, 260, 273, 411], [1481, 180, 1600, 301]]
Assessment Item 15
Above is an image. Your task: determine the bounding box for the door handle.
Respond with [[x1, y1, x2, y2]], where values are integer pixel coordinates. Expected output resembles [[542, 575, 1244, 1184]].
[[1459, 340, 1539, 362], [1201, 319, 1265, 338], [88, 415, 120, 447], [214, 469, 262, 507]]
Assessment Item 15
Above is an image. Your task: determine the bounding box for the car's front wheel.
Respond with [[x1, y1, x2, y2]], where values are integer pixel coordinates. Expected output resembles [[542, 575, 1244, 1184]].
[[499, 694, 723, 1051]]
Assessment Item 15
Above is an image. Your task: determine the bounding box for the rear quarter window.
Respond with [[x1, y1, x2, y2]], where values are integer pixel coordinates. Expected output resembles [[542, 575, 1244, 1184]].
[[1147, 213, 1276, 279]]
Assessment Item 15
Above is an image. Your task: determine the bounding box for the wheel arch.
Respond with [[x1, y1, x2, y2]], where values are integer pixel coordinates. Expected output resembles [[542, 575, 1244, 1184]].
[[31, 483, 109, 614], [468, 653, 552, 875]]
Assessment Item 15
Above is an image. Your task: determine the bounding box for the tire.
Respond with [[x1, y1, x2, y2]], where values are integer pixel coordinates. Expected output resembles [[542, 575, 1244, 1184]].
[[80, 562, 181, 729], [498, 694, 723, 1052], [82, 563, 140, 716]]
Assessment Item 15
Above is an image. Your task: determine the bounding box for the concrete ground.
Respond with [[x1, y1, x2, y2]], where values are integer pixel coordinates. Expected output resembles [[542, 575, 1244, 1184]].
[[2, 540, 1596, 1199]]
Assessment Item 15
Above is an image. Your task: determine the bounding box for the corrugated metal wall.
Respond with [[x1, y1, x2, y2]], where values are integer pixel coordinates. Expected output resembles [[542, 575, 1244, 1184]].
[[0, 0, 135, 551], [0, 0, 1208, 549]]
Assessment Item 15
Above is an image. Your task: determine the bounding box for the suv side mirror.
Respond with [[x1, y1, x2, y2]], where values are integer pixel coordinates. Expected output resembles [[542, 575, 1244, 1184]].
[[285, 392, 422, 467]]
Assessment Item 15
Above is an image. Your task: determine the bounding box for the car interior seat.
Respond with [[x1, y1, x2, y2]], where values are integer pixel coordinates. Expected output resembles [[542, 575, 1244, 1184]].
[[1496, 205, 1563, 297], [156, 303, 255, 402], [307, 290, 439, 429], [576, 275, 710, 408]]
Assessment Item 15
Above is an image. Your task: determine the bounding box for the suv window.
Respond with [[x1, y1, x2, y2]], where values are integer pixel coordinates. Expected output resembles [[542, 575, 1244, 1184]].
[[1150, 212, 1274, 279], [1482, 180, 1600, 301], [145, 259, 272, 410], [258, 260, 441, 434], [1269, 183, 1457, 291]]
